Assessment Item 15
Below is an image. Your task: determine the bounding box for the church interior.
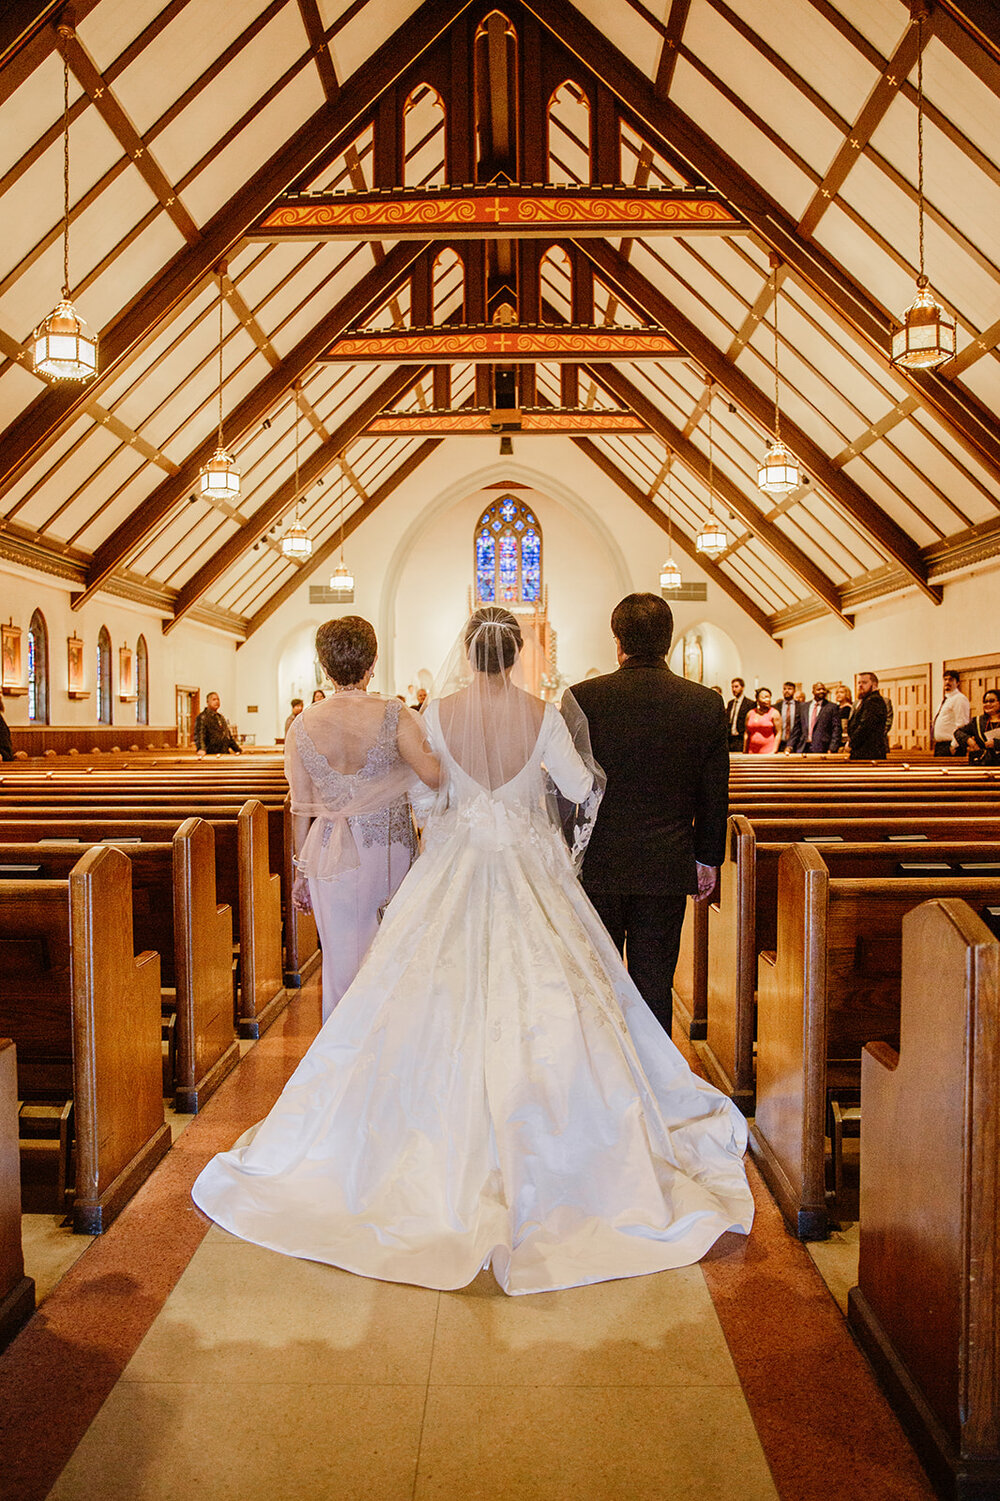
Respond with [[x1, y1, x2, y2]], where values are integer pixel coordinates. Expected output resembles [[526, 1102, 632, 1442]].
[[0, 0, 998, 1496]]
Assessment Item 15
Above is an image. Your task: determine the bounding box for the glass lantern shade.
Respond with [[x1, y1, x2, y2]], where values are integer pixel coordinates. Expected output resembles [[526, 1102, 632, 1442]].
[[891, 282, 956, 370], [659, 556, 682, 591], [281, 522, 313, 560], [200, 446, 241, 500], [32, 298, 97, 381], [696, 513, 727, 560], [330, 562, 354, 592], [757, 438, 801, 496]]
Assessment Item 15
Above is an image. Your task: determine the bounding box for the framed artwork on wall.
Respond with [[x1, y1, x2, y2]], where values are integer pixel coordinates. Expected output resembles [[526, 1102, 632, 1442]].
[[1, 621, 25, 694], [67, 633, 88, 698], [118, 645, 135, 700]]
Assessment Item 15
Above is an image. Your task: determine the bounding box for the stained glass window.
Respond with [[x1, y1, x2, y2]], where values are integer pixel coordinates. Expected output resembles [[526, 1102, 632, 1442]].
[[473, 497, 543, 606]]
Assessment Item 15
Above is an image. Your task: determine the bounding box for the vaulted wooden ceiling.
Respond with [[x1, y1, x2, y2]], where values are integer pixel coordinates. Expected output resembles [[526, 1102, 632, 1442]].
[[1, 0, 998, 641]]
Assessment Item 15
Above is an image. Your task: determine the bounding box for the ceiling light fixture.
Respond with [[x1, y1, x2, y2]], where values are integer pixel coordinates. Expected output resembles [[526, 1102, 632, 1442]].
[[200, 272, 241, 500], [329, 462, 354, 594], [890, 3, 955, 371], [281, 388, 312, 559], [659, 451, 682, 592], [32, 31, 97, 382], [757, 256, 801, 496], [696, 384, 727, 560]]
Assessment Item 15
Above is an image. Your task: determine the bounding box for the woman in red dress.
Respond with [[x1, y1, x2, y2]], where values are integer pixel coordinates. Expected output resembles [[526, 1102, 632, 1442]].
[[743, 686, 781, 754]]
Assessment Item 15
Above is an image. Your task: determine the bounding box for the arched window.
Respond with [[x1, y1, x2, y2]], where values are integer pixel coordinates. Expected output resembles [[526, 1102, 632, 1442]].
[[547, 80, 592, 185], [136, 634, 149, 725], [97, 626, 112, 725], [475, 497, 542, 606], [403, 83, 446, 187], [27, 609, 49, 724]]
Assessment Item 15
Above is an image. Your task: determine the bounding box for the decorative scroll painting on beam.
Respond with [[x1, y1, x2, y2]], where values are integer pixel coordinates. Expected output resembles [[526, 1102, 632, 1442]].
[[322, 325, 682, 364], [367, 408, 648, 436], [251, 186, 745, 240]]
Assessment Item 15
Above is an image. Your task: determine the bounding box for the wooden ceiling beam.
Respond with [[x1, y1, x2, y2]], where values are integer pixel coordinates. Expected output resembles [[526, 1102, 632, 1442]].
[[571, 437, 775, 636], [242, 439, 442, 641], [578, 237, 938, 603], [586, 363, 854, 629], [72, 241, 430, 608], [0, 0, 473, 506], [654, 0, 690, 100], [163, 364, 428, 632], [529, 0, 1000, 487], [297, 0, 339, 104]]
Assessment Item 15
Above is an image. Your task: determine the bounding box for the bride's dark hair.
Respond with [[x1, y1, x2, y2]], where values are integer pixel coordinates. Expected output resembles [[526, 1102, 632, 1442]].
[[465, 606, 522, 675]]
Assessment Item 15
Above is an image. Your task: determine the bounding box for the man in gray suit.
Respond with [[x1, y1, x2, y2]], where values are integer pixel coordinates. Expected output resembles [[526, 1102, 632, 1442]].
[[568, 594, 729, 1037]]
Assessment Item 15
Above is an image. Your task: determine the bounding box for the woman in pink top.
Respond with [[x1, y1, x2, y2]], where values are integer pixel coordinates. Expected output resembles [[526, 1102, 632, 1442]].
[[743, 686, 781, 754]]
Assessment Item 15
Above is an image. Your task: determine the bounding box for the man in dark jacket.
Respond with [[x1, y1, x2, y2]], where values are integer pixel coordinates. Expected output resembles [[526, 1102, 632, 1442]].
[[847, 671, 888, 760], [193, 692, 242, 756], [724, 677, 754, 752], [0, 696, 13, 761], [568, 594, 729, 1036], [789, 682, 842, 754]]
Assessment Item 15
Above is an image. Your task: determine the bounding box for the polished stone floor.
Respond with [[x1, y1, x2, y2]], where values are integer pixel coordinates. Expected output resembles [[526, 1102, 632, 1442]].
[[4, 982, 934, 1501]]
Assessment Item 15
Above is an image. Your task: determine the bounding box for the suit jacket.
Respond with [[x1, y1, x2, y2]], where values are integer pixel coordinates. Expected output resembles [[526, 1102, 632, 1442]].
[[789, 698, 842, 754], [568, 657, 730, 897], [0, 710, 12, 762], [724, 694, 753, 751], [847, 691, 888, 760]]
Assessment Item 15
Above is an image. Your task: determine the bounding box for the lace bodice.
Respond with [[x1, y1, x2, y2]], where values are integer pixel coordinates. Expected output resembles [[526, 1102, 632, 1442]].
[[289, 699, 415, 852]]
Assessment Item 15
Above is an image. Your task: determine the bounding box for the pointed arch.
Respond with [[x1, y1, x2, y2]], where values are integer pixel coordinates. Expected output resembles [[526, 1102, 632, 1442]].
[[548, 80, 592, 185], [474, 496, 542, 606], [403, 83, 446, 188], [27, 610, 48, 725], [474, 12, 518, 181], [97, 627, 112, 725], [136, 634, 149, 725]]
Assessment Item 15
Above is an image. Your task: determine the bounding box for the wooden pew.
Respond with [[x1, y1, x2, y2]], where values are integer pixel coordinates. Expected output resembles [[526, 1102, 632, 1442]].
[[848, 898, 1000, 1501], [0, 847, 172, 1233], [704, 815, 1000, 1111], [0, 819, 239, 1111], [0, 804, 289, 1040], [749, 844, 1000, 1239], [0, 1039, 34, 1349]]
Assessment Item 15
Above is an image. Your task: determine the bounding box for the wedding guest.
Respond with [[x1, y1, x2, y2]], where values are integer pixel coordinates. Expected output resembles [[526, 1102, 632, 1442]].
[[0, 695, 13, 761], [283, 697, 304, 735], [847, 671, 888, 760], [194, 692, 241, 756], [789, 682, 842, 754], [955, 688, 1000, 765], [312, 688, 326, 703], [793, 688, 806, 703], [777, 681, 797, 750], [931, 670, 971, 757], [724, 676, 753, 752], [744, 687, 781, 754]]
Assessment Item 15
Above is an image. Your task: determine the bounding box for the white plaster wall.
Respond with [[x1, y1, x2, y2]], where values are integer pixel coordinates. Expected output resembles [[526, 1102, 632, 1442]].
[[236, 437, 784, 742], [0, 560, 237, 736], [776, 564, 1000, 690]]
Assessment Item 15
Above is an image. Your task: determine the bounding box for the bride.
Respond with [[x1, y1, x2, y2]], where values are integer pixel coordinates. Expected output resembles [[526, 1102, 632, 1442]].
[[192, 608, 753, 1295]]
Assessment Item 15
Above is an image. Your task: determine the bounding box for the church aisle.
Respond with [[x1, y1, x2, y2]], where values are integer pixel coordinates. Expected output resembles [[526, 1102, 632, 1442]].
[[0, 985, 934, 1501]]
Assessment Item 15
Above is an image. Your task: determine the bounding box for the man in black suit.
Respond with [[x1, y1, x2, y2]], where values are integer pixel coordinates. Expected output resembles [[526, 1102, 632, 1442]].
[[847, 671, 889, 760], [777, 681, 797, 751], [568, 594, 729, 1036], [789, 682, 842, 754], [724, 677, 754, 752], [0, 695, 13, 762]]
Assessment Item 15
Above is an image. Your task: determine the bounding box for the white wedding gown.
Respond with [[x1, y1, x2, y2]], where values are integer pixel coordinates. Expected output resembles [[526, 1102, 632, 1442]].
[[193, 700, 753, 1294]]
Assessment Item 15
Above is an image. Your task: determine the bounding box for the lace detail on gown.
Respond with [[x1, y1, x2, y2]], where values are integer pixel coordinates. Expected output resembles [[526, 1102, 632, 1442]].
[[292, 699, 417, 859]]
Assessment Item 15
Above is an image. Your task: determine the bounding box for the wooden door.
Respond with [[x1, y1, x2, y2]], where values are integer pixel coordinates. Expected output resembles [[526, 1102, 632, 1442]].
[[871, 664, 931, 752], [175, 686, 199, 746]]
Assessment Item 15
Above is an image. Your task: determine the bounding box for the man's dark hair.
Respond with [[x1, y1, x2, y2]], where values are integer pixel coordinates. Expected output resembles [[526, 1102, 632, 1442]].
[[315, 616, 377, 685], [290, 698, 304, 708], [783, 680, 795, 690], [731, 677, 745, 690], [863, 670, 879, 686], [610, 593, 673, 658]]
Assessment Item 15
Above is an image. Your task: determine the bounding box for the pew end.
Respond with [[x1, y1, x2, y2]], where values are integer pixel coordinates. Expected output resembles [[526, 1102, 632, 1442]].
[[236, 801, 289, 1040], [848, 898, 1000, 1501], [0, 1039, 34, 1351]]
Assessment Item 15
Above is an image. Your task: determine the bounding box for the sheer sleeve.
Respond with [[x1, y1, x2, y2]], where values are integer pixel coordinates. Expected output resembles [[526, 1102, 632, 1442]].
[[548, 695, 606, 873], [541, 702, 593, 801]]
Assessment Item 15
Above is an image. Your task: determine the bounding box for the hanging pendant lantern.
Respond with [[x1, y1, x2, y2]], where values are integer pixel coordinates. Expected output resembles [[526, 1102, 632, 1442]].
[[757, 259, 801, 496], [201, 272, 241, 500], [697, 385, 728, 559], [281, 389, 313, 558], [660, 451, 683, 591], [329, 464, 354, 596], [890, 8, 955, 372], [33, 37, 96, 382]]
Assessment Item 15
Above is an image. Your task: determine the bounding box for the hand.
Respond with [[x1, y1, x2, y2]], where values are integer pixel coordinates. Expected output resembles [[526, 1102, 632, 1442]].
[[292, 872, 313, 913], [695, 862, 716, 901]]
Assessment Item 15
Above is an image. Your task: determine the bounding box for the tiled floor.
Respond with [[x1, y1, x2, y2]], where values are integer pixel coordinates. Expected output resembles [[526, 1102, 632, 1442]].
[[3, 982, 936, 1501]]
